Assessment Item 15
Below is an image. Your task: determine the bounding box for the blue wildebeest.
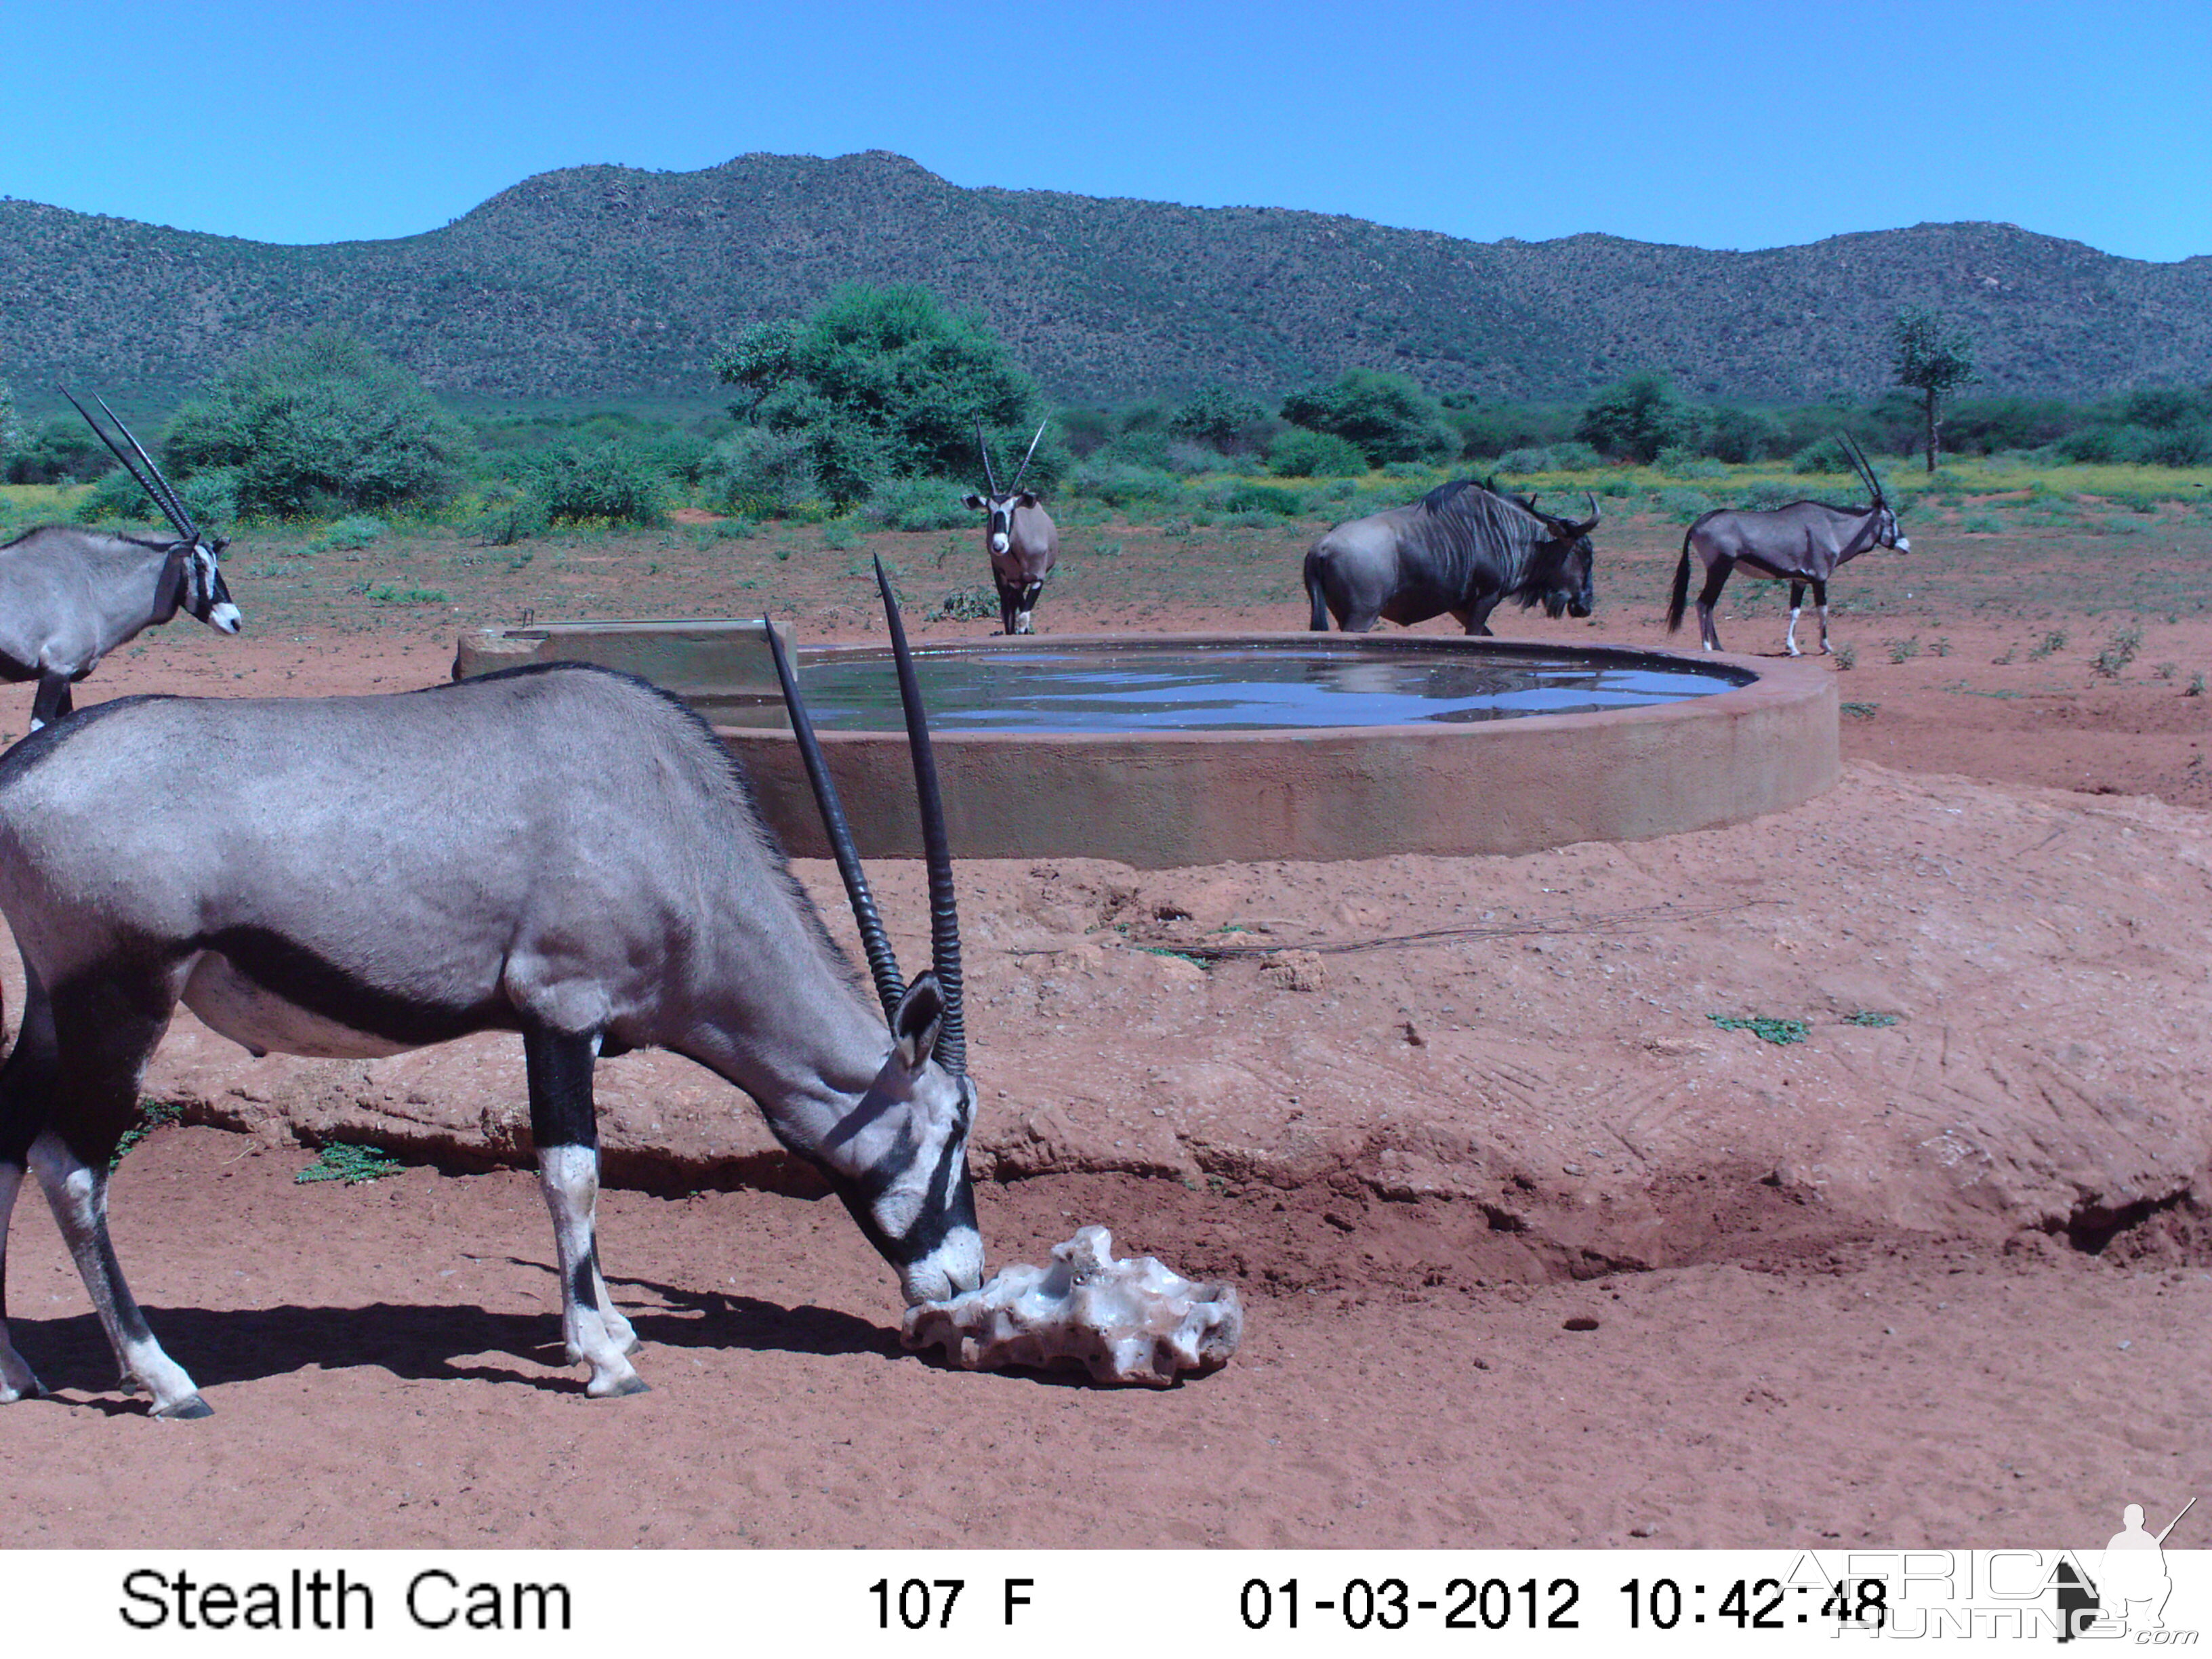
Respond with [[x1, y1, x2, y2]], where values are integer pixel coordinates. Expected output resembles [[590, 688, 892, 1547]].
[[0, 392, 241, 731], [1305, 479, 1599, 634], [1666, 434, 1908, 655], [0, 560, 983, 1417], [962, 421, 1058, 634]]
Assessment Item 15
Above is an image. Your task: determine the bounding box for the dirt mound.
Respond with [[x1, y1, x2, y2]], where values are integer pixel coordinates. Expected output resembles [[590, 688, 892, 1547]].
[[89, 762, 2207, 1282]]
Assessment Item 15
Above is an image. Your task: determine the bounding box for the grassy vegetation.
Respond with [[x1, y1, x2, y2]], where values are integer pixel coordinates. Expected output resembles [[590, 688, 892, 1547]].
[[295, 1143, 405, 1185]]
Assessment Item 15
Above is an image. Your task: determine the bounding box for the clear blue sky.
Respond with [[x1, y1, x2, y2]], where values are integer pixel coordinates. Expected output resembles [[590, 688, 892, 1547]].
[[7, 0, 2205, 262]]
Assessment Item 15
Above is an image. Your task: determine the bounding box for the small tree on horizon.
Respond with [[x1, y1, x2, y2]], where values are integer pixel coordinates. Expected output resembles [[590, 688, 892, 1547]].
[[1891, 307, 1977, 473]]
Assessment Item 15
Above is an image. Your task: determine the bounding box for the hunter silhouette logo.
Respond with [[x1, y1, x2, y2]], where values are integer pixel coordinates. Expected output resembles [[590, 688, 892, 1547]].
[[2057, 1497, 2196, 1641]]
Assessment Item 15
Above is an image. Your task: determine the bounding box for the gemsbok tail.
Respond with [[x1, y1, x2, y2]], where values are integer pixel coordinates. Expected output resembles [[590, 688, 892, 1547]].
[[1665, 527, 1694, 634], [1303, 547, 1331, 632]]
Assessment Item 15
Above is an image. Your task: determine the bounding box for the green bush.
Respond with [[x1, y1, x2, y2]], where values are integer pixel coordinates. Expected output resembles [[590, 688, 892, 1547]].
[[73, 468, 163, 525], [1791, 435, 1857, 474], [1702, 404, 1787, 464], [1095, 428, 1175, 469], [714, 283, 1052, 506], [1739, 478, 1809, 510], [1654, 447, 1726, 478], [1576, 371, 1698, 462], [864, 476, 972, 531], [524, 443, 667, 526], [1222, 482, 1306, 516], [939, 584, 997, 621], [164, 329, 469, 517], [319, 515, 386, 550], [5, 414, 113, 485], [1266, 426, 1368, 478], [474, 483, 550, 546], [1656, 487, 1715, 522], [708, 426, 820, 517], [1170, 385, 1270, 449], [1074, 461, 1182, 507], [1451, 403, 1568, 459], [1280, 370, 1457, 466]]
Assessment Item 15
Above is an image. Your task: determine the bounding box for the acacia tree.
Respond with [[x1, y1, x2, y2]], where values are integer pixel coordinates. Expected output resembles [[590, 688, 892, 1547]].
[[164, 329, 470, 515], [1891, 307, 1976, 472], [1279, 369, 1456, 466], [1574, 369, 1696, 462], [714, 284, 1042, 506]]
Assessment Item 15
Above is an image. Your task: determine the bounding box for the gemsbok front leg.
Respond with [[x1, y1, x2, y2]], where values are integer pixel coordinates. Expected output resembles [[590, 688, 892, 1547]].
[[525, 1029, 645, 1397]]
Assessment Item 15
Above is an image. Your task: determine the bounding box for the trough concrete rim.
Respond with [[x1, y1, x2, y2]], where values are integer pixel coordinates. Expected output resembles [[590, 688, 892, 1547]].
[[720, 633, 1839, 866]]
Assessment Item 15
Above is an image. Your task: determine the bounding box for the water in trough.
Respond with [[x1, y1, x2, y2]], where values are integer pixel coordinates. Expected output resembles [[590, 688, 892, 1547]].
[[798, 640, 1749, 733]]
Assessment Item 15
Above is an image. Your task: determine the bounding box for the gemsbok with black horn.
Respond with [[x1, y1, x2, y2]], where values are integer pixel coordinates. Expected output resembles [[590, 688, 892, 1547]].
[[0, 558, 981, 1418], [0, 392, 241, 732], [962, 419, 1058, 635], [1666, 432, 1908, 655]]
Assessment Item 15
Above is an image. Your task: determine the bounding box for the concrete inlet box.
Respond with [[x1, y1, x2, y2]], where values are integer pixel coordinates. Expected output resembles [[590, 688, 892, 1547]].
[[453, 618, 796, 728]]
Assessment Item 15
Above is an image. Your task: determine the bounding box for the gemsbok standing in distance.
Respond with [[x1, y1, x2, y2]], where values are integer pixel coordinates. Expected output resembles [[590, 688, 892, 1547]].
[[0, 392, 241, 731], [0, 559, 983, 1418], [962, 419, 1058, 635], [1666, 432, 1908, 655]]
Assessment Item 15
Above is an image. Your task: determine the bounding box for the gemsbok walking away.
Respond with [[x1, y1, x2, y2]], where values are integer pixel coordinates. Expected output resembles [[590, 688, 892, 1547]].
[[962, 420, 1058, 635], [1305, 478, 1599, 634], [1666, 434, 1908, 655], [0, 560, 983, 1417], [0, 392, 241, 732]]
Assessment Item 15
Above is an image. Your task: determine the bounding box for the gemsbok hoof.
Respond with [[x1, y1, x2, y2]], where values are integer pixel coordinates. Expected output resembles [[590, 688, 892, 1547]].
[[588, 1372, 651, 1399], [153, 1394, 215, 1420]]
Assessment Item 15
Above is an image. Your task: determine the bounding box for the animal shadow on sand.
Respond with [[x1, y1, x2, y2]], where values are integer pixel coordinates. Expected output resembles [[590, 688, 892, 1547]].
[[16, 1259, 901, 1412]]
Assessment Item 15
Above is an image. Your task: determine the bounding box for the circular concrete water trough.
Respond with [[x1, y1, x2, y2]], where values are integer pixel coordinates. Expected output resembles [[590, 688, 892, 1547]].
[[722, 634, 1837, 867]]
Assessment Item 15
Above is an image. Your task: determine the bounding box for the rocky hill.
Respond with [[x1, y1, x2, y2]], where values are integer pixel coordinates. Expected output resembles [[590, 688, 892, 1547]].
[[4, 150, 2207, 409]]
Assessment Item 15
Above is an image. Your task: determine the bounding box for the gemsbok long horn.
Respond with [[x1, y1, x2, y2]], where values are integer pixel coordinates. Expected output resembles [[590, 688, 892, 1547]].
[[763, 617, 907, 1021], [974, 417, 1000, 496], [97, 393, 199, 538], [1008, 421, 1048, 493], [61, 388, 199, 542], [874, 555, 965, 1076]]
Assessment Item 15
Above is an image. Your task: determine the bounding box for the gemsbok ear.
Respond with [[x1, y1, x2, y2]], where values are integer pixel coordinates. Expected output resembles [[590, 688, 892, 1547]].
[[891, 972, 946, 1072], [962, 493, 987, 511]]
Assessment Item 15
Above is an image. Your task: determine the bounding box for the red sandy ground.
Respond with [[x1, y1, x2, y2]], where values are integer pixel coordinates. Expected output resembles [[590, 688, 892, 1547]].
[[3, 508, 2207, 1549]]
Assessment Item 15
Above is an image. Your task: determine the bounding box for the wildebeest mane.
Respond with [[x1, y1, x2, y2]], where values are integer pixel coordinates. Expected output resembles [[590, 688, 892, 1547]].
[[1406, 478, 1553, 603]]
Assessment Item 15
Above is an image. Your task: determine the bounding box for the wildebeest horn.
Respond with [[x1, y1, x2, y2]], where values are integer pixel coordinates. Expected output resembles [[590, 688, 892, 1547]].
[[762, 614, 907, 1023], [1008, 421, 1048, 493], [1576, 490, 1601, 533], [974, 417, 1000, 496], [62, 388, 201, 544], [874, 556, 965, 1077]]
